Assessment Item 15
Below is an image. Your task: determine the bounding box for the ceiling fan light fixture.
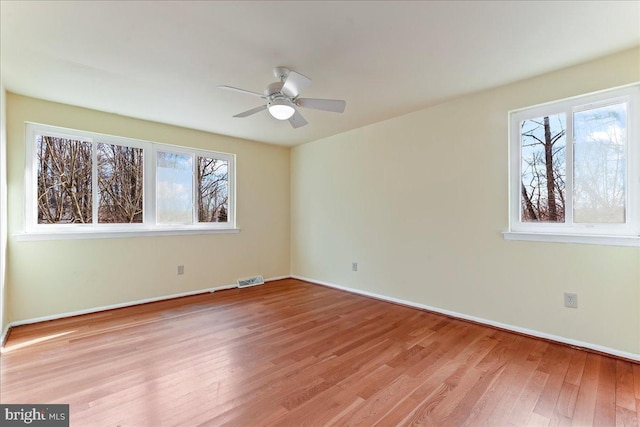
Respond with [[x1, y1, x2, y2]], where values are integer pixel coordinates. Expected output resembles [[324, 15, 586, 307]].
[[220, 67, 345, 129], [268, 98, 295, 120]]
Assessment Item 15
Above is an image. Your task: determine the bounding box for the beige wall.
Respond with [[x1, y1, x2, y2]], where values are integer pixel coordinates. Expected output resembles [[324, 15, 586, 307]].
[[291, 47, 640, 355], [6, 93, 290, 321]]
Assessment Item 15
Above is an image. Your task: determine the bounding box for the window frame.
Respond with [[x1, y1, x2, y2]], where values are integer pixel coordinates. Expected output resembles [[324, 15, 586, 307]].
[[507, 84, 640, 244], [24, 123, 237, 238]]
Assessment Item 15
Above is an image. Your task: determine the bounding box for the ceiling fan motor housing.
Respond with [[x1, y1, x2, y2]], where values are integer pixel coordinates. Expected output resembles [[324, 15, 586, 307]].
[[265, 82, 286, 98]]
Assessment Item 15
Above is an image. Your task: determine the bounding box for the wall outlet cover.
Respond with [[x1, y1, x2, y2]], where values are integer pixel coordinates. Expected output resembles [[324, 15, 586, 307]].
[[564, 292, 578, 308]]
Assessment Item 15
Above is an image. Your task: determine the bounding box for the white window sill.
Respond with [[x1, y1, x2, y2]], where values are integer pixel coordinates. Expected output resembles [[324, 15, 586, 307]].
[[14, 227, 241, 241], [503, 231, 640, 247]]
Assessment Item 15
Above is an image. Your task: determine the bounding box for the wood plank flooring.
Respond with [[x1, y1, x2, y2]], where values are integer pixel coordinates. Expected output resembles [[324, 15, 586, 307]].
[[1, 278, 638, 426]]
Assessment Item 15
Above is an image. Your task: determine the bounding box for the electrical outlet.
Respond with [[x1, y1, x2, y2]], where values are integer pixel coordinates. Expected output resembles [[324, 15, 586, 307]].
[[177, 265, 184, 275], [564, 292, 577, 308], [352, 262, 358, 272]]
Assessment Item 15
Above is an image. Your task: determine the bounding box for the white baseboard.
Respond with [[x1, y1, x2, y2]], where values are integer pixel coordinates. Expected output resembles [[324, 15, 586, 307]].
[[0, 323, 9, 347], [291, 275, 640, 362], [3, 275, 289, 333], [265, 275, 290, 282]]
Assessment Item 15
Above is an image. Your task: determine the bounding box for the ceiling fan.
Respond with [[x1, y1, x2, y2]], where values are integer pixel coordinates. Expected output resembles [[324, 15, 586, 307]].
[[218, 67, 346, 129]]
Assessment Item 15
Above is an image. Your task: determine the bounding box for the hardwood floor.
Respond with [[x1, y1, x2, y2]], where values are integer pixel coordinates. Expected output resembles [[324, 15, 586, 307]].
[[1, 278, 638, 426]]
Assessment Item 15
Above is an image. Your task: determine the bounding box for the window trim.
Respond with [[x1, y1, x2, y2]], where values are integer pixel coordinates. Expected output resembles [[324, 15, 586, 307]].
[[507, 84, 640, 243], [24, 122, 238, 238]]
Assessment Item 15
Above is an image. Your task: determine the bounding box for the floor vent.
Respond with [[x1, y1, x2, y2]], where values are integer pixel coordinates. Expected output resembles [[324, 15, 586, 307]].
[[237, 275, 265, 288]]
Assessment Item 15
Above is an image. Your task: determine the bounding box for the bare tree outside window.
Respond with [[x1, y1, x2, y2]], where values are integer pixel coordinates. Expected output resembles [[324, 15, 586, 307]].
[[520, 114, 566, 222], [197, 157, 228, 223], [37, 135, 92, 224], [97, 143, 144, 223]]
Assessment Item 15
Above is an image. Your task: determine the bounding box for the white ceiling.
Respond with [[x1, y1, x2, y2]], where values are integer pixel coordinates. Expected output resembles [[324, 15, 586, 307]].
[[1, 1, 639, 147]]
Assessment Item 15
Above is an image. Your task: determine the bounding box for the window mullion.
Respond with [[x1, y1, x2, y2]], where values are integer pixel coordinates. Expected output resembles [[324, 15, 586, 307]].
[[26, 128, 36, 230], [192, 153, 197, 224], [92, 140, 98, 225], [565, 109, 574, 226], [229, 156, 235, 227], [625, 96, 639, 233], [144, 145, 156, 226]]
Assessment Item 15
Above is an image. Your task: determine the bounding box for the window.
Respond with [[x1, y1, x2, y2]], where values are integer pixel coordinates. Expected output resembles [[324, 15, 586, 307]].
[[508, 84, 639, 245], [156, 151, 193, 224], [25, 123, 236, 237], [36, 134, 93, 224], [196, 155, 229, 224], [97, 143, 144, 224]]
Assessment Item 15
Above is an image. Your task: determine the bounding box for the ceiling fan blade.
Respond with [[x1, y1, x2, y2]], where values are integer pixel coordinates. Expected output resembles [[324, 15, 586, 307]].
[[233, 105, 267, 118], [281, 71, 311, 98], [296, 98, 346, 113], [218, 85, 266, 98], [288, 110, 308, 128]]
